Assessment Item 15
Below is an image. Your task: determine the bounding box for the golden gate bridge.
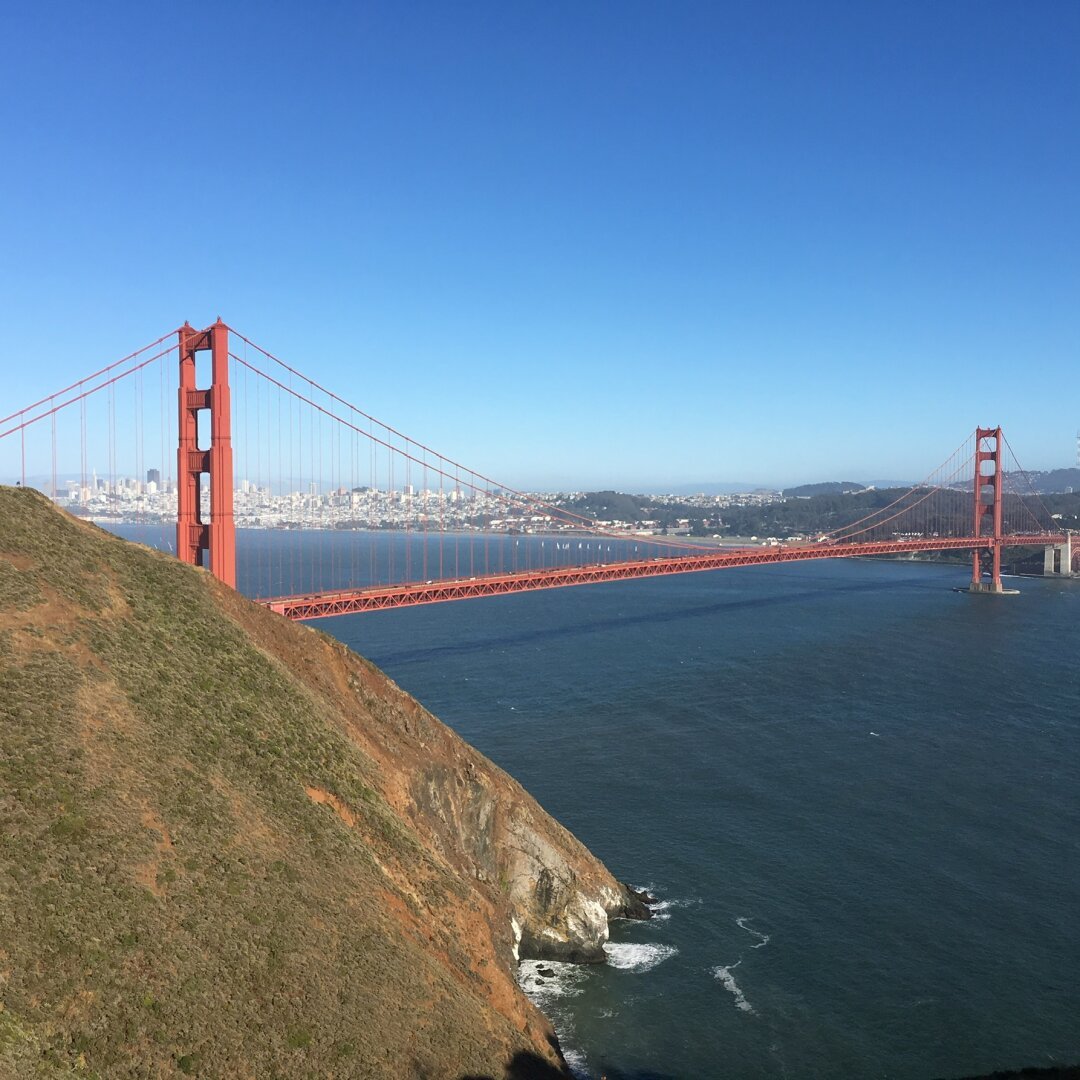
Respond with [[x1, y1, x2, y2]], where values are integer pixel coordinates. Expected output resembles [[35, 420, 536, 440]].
[[1, 320, 1071, 619]]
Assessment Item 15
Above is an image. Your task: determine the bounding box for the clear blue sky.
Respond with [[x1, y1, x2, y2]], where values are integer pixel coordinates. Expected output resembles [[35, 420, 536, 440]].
[[1, 1, 1077, 489]]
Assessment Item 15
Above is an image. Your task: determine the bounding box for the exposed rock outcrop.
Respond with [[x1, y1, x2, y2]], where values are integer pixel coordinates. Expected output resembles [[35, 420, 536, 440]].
[[414, 760, 650, 963], [0, 486, 647, 1079]]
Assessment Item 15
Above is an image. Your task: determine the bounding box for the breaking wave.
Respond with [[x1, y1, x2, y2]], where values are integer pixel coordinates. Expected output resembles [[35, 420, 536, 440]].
[[516, 958, 589, 1009], [604, 942, 678, 972]]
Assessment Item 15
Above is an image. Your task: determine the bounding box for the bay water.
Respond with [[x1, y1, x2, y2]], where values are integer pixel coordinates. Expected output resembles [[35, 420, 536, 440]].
[[115, 527, 1080, 1078]]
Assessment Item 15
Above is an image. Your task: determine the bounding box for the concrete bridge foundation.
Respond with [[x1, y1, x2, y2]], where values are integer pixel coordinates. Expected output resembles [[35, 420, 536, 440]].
[[1043, 534, 1073, 577]]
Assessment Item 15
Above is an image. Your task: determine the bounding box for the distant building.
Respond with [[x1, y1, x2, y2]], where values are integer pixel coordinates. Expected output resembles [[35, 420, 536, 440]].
[[147, 468, 161, 486]]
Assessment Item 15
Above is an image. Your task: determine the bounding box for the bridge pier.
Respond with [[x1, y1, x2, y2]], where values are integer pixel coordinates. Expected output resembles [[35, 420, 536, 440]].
[[1043, 534, 1072, 577], [969, 544, 1006, 594]]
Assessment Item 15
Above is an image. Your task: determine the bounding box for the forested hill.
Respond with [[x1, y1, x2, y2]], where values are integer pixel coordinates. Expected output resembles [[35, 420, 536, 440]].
[[781, 481, 867, 497], [718, 489, 1080, 539], [554, 487, 1080, 539], [719, 487, 912, 537], [1025, 467, 1080, 493]]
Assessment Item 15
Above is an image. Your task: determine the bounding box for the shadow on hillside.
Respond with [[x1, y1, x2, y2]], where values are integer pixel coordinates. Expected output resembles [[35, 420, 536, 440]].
[[460, 1048, 567, 1079], [460, 1050, 680, 1080], [459, 1059, 1080, 1080]]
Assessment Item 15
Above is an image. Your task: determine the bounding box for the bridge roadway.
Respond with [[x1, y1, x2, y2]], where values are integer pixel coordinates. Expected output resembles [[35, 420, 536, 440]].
[[263, 534, 1065, 620]]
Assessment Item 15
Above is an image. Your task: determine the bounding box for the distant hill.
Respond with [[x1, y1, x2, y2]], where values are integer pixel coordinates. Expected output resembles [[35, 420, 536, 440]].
[[647, 481, 774, 496], [782, 481, 867, 497], [0, 487, 648, 1079], [563, 489, 652, 521], [1021, 467, 1080, 493]]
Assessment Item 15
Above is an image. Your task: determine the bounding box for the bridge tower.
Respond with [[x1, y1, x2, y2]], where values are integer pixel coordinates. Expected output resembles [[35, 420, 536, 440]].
[[970, 425, 1003, 593], [177, 319, 236, 589]]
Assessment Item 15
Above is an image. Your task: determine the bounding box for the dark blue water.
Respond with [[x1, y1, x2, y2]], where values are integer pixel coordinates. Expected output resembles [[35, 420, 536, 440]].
[[107, 521, 695, 599], [112, 527, 1080, 1078]]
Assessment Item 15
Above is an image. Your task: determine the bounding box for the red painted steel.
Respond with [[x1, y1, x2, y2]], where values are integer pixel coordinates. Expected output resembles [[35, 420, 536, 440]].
[[971, 426, 1003, 591], [6, 323, 1064, 618], [263, 534, 1065, 620], [161, 327, 1062, 616], [176, 324, 201, 568], [176, 320, 236, 588]]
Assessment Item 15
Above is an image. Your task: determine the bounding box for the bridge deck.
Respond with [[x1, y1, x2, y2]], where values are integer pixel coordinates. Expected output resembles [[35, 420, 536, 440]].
[[263, 534, 1065, 620]]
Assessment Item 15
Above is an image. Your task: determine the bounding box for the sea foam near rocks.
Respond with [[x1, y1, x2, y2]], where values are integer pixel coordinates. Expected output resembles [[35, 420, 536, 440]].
[[517, 960, 592, 1079], [603, 942, 678, 972], [516, 958, 589, 1008], [645, 895, 701, 921]]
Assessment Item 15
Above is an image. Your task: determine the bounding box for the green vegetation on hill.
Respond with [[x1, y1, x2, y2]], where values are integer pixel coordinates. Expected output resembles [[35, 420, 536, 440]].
[[718, 487, 917, 536], [1024, 467, 1080, 493], [560, 486, 1080, 541], [1030, 492, 1080, 528], [781, 481, 866, 497], [562, 490, 656, 522], [716, 490, 1080, 540], [0, 487, 569, 1080], [561, 491, 722, 533]]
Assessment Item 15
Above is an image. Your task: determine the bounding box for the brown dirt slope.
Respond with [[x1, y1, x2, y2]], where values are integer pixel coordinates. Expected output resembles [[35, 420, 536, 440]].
[[0, 487, 644, 1080]]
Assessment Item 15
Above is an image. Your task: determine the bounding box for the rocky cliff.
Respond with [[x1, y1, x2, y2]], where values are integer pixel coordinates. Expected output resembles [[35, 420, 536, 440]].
[[0, 486, 648, 1079]]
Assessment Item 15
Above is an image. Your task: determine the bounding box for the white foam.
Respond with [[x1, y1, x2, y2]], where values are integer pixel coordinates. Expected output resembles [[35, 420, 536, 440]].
[[647, 899, 675, 920], [736, 916, 770, 949], [603, 942, 678, 972], [712, 961, 756, 1014], [562, 1048, 590, 1080], [516, 958, 589, 1009], [516, 962, 593, 1080], [641, 894, 702, 922]]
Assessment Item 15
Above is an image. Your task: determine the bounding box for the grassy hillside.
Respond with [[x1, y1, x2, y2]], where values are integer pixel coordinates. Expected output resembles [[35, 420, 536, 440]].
[[0, 487, 571, 1079]]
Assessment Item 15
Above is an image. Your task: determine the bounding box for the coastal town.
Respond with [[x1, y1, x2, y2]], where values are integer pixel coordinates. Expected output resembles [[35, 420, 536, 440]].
[[58, 470, 784, 536]]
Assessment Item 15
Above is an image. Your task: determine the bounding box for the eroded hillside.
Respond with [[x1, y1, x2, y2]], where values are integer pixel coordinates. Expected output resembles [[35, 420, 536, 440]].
[[0, 487, 646, 1079]]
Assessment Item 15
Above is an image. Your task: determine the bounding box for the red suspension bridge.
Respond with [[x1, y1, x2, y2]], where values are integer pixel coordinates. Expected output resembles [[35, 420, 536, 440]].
[[2, 320, 1072, 620]]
